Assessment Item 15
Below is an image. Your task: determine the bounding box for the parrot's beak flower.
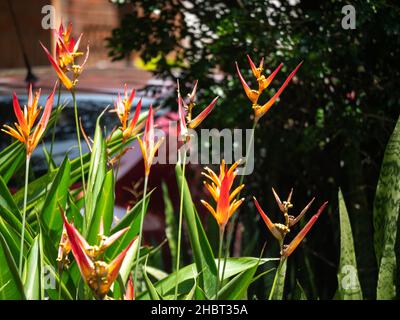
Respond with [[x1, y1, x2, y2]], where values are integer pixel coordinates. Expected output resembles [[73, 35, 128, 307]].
[[236, 55, 302, 122], [113, 84, 143, 139], [177, 80, 219, 138], [201, 159, 245, 231], [124, 275, 134, 300], [61, 213, 136, 299], [253, 188, 327, 258], [2, 82, 57, 157], [40, 22, 89, 91], [137, 105, 164, 176], [56, 224, 72, 270]]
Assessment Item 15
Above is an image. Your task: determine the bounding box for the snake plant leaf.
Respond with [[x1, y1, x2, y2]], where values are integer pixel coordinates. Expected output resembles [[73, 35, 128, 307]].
[[337, 189, 363, 299], [374, 115, 400, 299]]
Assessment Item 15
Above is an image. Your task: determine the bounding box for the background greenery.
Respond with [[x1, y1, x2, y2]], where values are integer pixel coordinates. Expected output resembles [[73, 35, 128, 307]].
[[107, 0, 400, 299]]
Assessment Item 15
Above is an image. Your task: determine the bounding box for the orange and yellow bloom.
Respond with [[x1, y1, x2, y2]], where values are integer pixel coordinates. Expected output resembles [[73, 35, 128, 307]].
[[61, 213, 135, 299], [2, 83, 56, 156], [236, 55, 302, 121], [253, 188, 327, 258], [41, 22, 89, 90], [113, 84, 143, 139], [201, 160, 245, 231], [137, 105, 164, 176]]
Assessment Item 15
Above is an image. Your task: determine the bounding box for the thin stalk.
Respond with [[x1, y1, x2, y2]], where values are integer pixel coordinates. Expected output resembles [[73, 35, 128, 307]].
[[174, 149, 187, 299], [133, 175, 149, 293], [216, 227, 225, 300], [72, 91, 86, 196], [18, 155, 30, 275], [49, 82, 62, 163], [220, 120, 257, 283], [58, 268, 63, 300]]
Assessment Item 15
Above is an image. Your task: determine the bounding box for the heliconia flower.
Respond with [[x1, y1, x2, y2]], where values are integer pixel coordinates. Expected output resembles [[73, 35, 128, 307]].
[[236, 55, 302, 121], [61, 213, 136, 299], [113, 84, 143, 139], [282, 201, 328, 257], [2, 83, 57, 156], [201, 160, 245, 231], [253, 189, 327, 257], [124, 276, 134, 300], [253, 197, 286, 242], [177, 80, 219, 132], [137, 105, 164, 176], [40, 22, 89, 91]]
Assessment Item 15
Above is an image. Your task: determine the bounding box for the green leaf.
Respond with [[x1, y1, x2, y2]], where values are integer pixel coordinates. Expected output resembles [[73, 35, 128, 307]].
[[0, 142, 25, 183], [162, 182, 177, 270], [374, 115, 400, 299], [40, 157, 71, 232], [175, 164, 217, 297], [107, 191, 152, 259], [138, 257, 274, 300], [215, 264, 258, 300], [0, 232, 25, 299], [143, 259, 162, 300], [0, 176, 33, 242], [270, 259, 287, 300], [86, 170, 114, 245], [23, 236, 41, 300], [84, 118, 107, 231], [337, 189, 363, 299]]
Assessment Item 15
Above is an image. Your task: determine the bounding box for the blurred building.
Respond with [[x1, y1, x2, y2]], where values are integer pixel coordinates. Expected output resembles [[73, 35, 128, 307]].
[[0, 0, 121, 69]]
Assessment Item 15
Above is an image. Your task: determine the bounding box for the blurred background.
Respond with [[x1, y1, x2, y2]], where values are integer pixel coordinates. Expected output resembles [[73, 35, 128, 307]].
[[0, 0, 399, 300]]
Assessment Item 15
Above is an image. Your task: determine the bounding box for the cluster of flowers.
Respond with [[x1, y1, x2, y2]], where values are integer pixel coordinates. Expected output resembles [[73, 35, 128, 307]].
[[2, 23, 327, 299]]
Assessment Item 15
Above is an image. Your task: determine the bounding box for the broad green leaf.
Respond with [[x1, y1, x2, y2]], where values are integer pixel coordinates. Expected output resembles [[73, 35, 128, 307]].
[[138, 257, 274, 300], [0, 232, 25, 299], [84, 118, 107, 231], [0, 176, 33, 242], [146, 266, 168, 281], [40, 157, 71, 232], [337, 189, 363, 299], [175, 164, 217, 297], [215, 265, 258, 300], [107, 191, 152, 259], [0, 217, 21, 264], [374, 115, 400, 299], [86, 170, 114, 245], [0, 142, 25, 183], [162, 182, 177, 270], [23, 236, 41, 300]]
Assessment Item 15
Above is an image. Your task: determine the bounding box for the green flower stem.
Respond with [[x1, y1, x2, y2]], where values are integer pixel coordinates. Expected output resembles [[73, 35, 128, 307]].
[[49, 82, 62, 164], [133, 175, 149, 293], [216, 227, 225, 300], [71, 91, 86, 196], [220, 120, 257, 284], [174, 149, 187, 300], [18, 155, 30, 275]]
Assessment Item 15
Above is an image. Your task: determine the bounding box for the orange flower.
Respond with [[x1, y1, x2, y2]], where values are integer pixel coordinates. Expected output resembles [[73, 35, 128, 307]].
[[61, 213, 135, 299], [113, 84, 143, 139], [236, 55, 302, 121], [177, 80, 219, 136], [2, 83, 57, 156], [253, 188, 327, 257], [41, 22, 89, 90], [201, 160, 245, 231], [137, 105, 164, 176]]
